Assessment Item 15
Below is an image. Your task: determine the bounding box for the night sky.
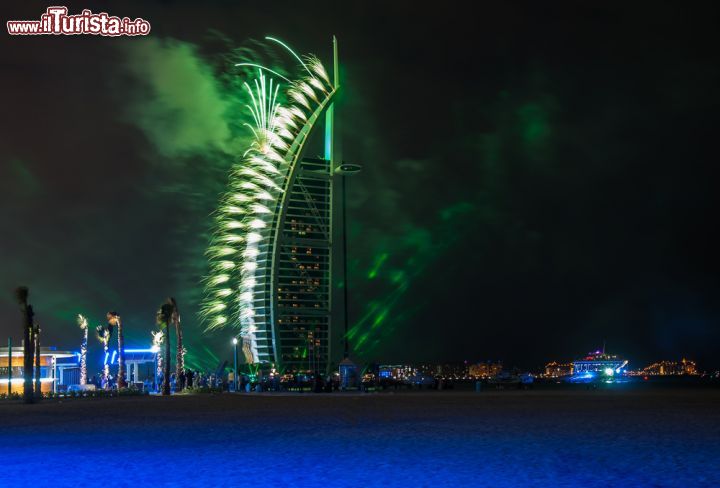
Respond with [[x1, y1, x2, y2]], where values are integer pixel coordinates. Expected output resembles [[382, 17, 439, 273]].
[[1, 1, 719, 371]]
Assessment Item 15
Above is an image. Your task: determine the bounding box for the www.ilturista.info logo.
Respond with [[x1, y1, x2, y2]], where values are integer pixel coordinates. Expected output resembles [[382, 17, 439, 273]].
[[7, 6, 150, 36]]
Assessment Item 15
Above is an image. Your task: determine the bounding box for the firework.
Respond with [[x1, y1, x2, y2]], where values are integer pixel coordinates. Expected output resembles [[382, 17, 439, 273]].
[[202, 37, 337, 364]]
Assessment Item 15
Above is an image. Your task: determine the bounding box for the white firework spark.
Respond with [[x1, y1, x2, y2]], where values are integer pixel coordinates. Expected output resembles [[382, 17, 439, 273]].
[[202, 38, 335, 364]]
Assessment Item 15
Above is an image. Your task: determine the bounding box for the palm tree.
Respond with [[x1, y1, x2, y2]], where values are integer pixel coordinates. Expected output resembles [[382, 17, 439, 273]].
[[15, 287, 34, 404], [96, 324, 111, 389], [169, 297, 184, 385], [108, 312, 126, 389], [158, 303, 174, 395], [33, 324, 41, 398], [77, 315, 88, 385], [151, 330, 164, 390]]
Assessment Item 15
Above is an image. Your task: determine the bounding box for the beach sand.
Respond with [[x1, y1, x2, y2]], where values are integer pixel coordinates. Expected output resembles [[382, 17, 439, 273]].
[[2, 387, 719, 487]]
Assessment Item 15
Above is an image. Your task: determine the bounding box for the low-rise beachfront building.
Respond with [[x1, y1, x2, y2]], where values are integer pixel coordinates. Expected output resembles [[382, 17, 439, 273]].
[[639, 359, 699, 376], [111, 347, 159, 385], [469, 361, 503, 378], [544, 361, 574, 378], [0, 346, 77, 394], [378, 365, 417, 381]]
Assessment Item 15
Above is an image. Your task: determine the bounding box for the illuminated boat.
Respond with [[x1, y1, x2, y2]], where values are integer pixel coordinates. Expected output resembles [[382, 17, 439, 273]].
[[568, 350, 628, 383]]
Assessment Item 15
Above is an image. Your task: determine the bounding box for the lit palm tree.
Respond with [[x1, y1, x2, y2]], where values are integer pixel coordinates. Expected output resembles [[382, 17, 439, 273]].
[[169, 297, 184, 385], [108, 312, 126, 389], [77, 314, 89, 385], [96, 324, 111, 389], [33, 323, 41, 398], [15, 287, 34, 404], [151, 330, 164, 390], [158, 303, 174, 395]]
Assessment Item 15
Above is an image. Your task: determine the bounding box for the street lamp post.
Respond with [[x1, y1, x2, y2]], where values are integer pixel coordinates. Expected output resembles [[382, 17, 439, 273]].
[[232, 337, 238, 392], [334, 162, 362, 359]]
